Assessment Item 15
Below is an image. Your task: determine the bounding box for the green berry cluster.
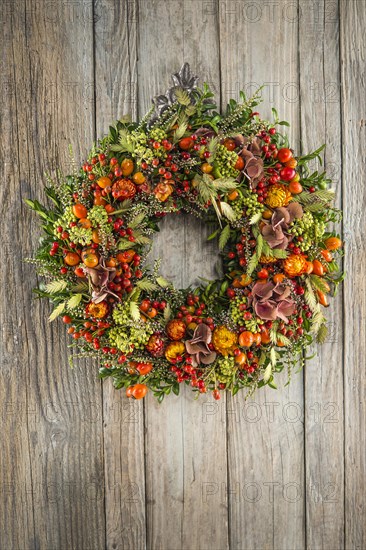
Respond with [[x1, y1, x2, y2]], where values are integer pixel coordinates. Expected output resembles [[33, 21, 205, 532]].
[[53, 206, 76, 235], [216, 356, 237, 384], [69, 226, 93, 246], [113, 303, 131, 325], [214, 145, 240, 178], [149, 128, 167, 142], [289, 211, 326, 251], [230, 296, 247, 325], [108, 328, 133, 354], [243, 317, 262, 333], [232, 191, 264, 220], [88, 205, 108, 227]]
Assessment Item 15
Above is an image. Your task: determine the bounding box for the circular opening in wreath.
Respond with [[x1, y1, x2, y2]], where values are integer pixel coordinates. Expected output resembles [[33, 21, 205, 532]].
[[147, 213, 223, 288]]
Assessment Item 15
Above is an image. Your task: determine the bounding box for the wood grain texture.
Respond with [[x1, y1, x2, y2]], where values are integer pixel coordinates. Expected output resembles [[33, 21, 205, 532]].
[[1, 0, 366, 549], [340, 1, 366, 549], [94, 1, 147, 549], [0, 1, 105, 549], [299, 2, 345, 548], [220, 1, 305, 548]]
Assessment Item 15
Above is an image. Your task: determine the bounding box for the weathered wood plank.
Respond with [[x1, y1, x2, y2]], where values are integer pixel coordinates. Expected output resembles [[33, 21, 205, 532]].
[[299, 2, 345, 548], [138, 1, 228, 549], [340, 1, 366, 548], [220, 1, 305, 548], [94, 1, 147, 549], [0, 1, 105, 549]]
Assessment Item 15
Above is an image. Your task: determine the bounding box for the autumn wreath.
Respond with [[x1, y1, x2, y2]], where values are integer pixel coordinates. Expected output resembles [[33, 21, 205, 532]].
[[27, 64, 344, 402]]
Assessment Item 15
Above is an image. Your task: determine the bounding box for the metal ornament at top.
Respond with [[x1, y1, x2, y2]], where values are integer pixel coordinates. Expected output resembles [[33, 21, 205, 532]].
[[149, 63, 199, 125]]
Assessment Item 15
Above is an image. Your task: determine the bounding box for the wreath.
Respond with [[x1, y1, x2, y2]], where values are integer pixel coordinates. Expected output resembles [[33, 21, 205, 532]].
[[27, 64, 344, 402]]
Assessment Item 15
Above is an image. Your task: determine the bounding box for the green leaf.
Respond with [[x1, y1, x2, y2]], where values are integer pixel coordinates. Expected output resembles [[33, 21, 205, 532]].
[[175, 88, 191, 106], [310, 274, 330, 293], [49, 302, 65, 322], [129, 212, 146, 229], [67, 293, 82, 309], [117, 238, 135, 250], [271, 248, 288, 259], [136, 279, 159, 291], [220, 201, 236, 222], [247, 253, 259, 276], [207, 228, 220, 241], [163, 303, 172, 322], [213, 177, 238, 191], [130, 301, 140, 322], [270, 347, 277, 366], [173, 122, 187, 142], [156, 276, 171, 288], [111, 200, 133, 215], [44, 280, 68, 294], [249, 211, 262, 225], [256, 233, 264, 259], [305, 279, 319, 312], [219, 225, 230, 251], [263, 362, 272, 383], [316, 323, 328, 344], [133, 234, 152, 246]]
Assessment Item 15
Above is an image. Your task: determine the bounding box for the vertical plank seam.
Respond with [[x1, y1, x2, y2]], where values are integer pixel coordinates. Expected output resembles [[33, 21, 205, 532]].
[[216, 0, 230, 546], [91, 1, 107, 548], [297, 1, 308, 547], [133, 2, 149, 547], [21, 0, 37, 544], [338, 0, 347, 546]]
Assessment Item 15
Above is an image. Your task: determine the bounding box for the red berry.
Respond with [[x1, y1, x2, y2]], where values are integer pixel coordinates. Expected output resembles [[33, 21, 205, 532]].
[[62, 315, 72, 324]]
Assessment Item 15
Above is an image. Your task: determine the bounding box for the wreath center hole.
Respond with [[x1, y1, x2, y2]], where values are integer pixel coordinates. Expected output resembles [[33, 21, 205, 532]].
[[147, 213, 222, 289]]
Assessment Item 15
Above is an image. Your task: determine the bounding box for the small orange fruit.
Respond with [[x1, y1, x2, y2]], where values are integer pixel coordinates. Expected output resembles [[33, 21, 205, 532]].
[[131, 384, 148, 400], [92, 229, 101, 244], [121, 159, 134, 176], [64, 252, 80, 266], [260, 328, 271, 344], [312, 259, 325, 276], [317, 290, 329, 307], [97, 176, 112, 189], [201, 163, 213, 174], [234, 156, 245, 170], [79, 218, 92, 229], [273, 273, 286, 284], [116, 250, 135, 264], [132, 172, 146, 185], [228, 190, 239, 201], [289, 181, 303, 194], [325, 237, 342, 251], [83, 253, 99, 268], [321, 249, 333, 262], [238, 331, 254, 348], [72, 203, 88, 219]]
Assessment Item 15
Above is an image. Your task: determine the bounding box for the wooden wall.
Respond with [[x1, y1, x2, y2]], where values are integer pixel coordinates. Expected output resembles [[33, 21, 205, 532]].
[[0, 1, 365, 549]]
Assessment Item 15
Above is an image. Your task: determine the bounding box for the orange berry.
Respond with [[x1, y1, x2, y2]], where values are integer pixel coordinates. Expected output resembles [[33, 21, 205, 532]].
[[132, 172, 146, 185], [72, 203, 88, 219], [273, 273, 286, 284], [79, 218, 92, 229], [238, 331, 254, 348], [325, 237, 342, 251], [201, 163, 213, 174], [228, 190, 239, 201], [64, 252, 80, 266], [97, 176, 112, 189], [289, 181, 303, 194], [312, 259, 325, 276], [321, 249, 333, 262], [121, 159, 134, 176]]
